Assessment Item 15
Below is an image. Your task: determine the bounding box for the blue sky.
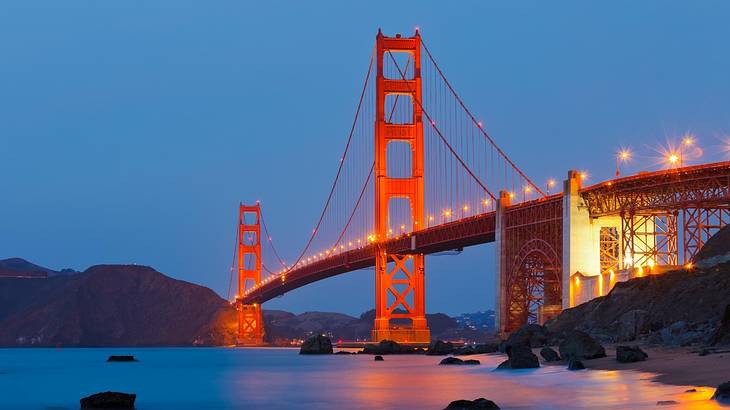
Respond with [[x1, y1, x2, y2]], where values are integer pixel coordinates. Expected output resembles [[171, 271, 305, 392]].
[[1, 1, 729, 316]]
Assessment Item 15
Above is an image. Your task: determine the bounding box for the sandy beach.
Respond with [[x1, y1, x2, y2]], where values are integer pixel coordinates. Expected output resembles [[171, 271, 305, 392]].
[[546, 345, 730, 388]]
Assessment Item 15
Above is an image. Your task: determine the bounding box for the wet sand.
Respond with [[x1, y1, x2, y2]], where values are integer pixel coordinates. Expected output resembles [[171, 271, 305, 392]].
[[548, 345, 730, 387]]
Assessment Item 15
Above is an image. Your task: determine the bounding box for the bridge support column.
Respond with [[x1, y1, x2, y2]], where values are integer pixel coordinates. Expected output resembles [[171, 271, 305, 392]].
[[236, 203, 265, 346], [494, 191, 511, 337], [371, 30, 430, 344]]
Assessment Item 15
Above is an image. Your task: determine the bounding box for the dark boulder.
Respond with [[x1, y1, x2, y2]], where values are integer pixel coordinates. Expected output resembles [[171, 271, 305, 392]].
[[440, 357, 463, 365], [80, 391, 136, 409], [713, 381, 730, 402], [616, 345, 648, 363], [427, 340, 455, 355], [299, 335, 333, 354], [444, 397, 500, 409], [539, 347, 561, 362], [567, 358, 585, 370], [559, 330, 606, 360], [617, 309, 649, 341], [334, 351, 355, 355], [374, 355, 384, 361], [107, 355, 137, 362], [439, 357, 480, 365], [502, 324, 549, 351], [496, 344, 539, 369]]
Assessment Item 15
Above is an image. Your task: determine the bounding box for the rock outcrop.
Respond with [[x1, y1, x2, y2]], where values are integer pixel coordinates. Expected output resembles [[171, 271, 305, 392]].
[[444, 398, 500, 409], [299, 335, 333, 354], [615, 345, 648, 363], [558, 330, 606, 360], [711, 305, 730, 346], [453, 343, 499, 356], [427, 340, 455, 355], [539, 347, 561, 362], [501, 324, 549, 351], [362, 340, 422, 355], [80, 391, 136, 409], [713, 381, 730, 402], [439, 357, 480, 365], [567, 358, 585, 370], [107, 355, 138, 362], [496, 344, 539, 369]]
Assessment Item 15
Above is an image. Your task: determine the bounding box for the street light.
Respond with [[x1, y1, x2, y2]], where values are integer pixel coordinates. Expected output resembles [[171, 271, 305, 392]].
[[616, 149, 631, 177]]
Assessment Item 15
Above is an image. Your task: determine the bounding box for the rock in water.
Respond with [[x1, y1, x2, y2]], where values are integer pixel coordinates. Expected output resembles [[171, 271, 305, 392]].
[[299, 335, 333, 354], [539, 347, 561, 362], [362, 339, 420, 355], [80, 391, 136, 409], [616, 345, 648, 363], [444, 398, 500, 409], [107, 355, 137, 362], [567, 358, 585, 370], [496, 344, 539, 369], [427, 340, 455, 355], [454, 343, 499, 356], [713, 381, 730, 402], [374, 355, 384, 361], [440, 357, 464, 365], [656, 401, 678, 406], [502, 324, 550, 351], [559, 330, 606, 360]]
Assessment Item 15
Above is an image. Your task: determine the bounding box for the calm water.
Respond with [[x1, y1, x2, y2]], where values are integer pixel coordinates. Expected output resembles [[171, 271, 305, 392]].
[[0, 347, 722, 409]]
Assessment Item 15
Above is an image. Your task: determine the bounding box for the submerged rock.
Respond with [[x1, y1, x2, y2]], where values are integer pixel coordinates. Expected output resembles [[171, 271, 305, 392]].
[[107, 355, 137, 362], [559, 330, 606, 360], [80, 391, 136, 409], [713, 381, 730, 402], [374, 355, 384, 361], [567, 358, 585, 370], [439, 357, 480, 365], [427, 340, 455, 355], [299, 335, 333, 354], [616, 345, 648, 363], [444, 398, 500, 409], [539, 347, 561, 362]]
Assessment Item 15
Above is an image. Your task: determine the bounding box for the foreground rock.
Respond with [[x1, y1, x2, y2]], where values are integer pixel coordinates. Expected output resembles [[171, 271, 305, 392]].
[[444, 398, 500, 409], [80, 391, 136, 409], [713, 381, 730, 402], [361, 340, 422, 355], [439, 357, 480, 365], [501, 324, 549, 352], [107, 355, 138, 362], [427, 340, 455, 355], [558, 330, 606, 360], [299, 335, 333, 354], [567, 358, 585, 370], [616, 345, 648, 363], [374, 355, 384, 361], [539, 347, 560, 362], [496, 344, 539, 369]]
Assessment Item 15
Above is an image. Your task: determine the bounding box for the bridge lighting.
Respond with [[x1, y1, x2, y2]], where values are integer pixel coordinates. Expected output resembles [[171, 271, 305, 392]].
[[483, 199, 490, 207], [624, 254, 633, 267], [647, 259, 655, 269], [443, 209, 452, 217], [428, 215, 434, 221], [685, 262, 694, 270], [462, 204, 469, 213], [575, 276, 580, 286], [388, 228, 393, 234], [357, 239, 362, 244], [579, 172, 588, 180], [683, 136, 695, 146], [348, 241, 352, 247], [400, 224, 406, 231], [367, 234, 376, 243], [667, 153, 679, 165]]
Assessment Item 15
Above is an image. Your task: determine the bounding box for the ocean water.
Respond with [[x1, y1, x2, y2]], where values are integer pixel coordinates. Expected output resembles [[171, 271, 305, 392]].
[[0, 347, 722, 409]]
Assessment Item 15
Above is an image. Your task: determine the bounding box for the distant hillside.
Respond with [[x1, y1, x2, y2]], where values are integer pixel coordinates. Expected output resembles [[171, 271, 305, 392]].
[[0, 257, 76, 277], [0, 264, 237, 346], [0, 260, 494, 346]]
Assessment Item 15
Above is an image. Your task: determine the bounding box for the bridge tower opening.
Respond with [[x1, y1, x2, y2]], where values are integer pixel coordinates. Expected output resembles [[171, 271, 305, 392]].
[[372, 30, 430, 344], [236, 203, 265, 346]]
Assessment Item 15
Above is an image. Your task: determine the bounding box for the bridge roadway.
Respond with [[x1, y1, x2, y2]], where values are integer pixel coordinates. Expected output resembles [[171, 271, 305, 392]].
[[241, 160, 730, 305]]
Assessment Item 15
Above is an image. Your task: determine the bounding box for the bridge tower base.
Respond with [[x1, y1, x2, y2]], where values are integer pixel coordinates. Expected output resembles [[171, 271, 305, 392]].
[[372, 30, 430, 344], [236, 203, 265, 346]]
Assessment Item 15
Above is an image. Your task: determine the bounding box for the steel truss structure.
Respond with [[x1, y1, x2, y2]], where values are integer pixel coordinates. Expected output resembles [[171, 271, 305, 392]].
[[236, 203, 264, 345]]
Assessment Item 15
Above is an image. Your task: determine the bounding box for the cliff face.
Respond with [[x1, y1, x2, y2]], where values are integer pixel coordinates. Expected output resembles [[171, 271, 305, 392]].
[[0, 265, 237, 347], [546, 226, 730, 345]]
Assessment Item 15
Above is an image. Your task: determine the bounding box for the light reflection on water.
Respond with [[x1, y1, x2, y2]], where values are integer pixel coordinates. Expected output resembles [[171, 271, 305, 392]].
[[0, 347, 723, 409]]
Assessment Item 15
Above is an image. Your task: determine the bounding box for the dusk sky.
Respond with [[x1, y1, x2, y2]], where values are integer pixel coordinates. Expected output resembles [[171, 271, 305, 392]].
[[2, 1, 729, 316]]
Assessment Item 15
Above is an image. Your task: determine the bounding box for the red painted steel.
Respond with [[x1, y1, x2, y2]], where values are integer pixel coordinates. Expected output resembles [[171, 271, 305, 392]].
[[236, 203, 264, 345]]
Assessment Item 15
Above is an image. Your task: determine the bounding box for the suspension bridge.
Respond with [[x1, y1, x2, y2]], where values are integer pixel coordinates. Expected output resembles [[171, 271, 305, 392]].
[[231, 30, 730, 345]]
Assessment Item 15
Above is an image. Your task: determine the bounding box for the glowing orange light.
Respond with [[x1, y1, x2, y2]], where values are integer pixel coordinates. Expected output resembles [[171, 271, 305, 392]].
[[509, 192, 515, 199], [483, 199, 489, 206], [462, 204, 469, 212], [443, 209, 452, 217], [524, 186, 531, 193], [683, 136, 694, 146], [400, 224, 406, 230], [685, 262, 693, 270], [668, 153, 679, 164], [428, 215, 434, 221], [580, 172, 588, 180], [575, 276, 580, 285], [548, 179, 555, 187], [647, 259, 655, 269]]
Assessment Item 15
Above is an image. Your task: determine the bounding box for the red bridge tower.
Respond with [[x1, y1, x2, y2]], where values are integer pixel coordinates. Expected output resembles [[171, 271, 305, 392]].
[[372, 30, 430, 343], [236, 203, 265, 345]]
